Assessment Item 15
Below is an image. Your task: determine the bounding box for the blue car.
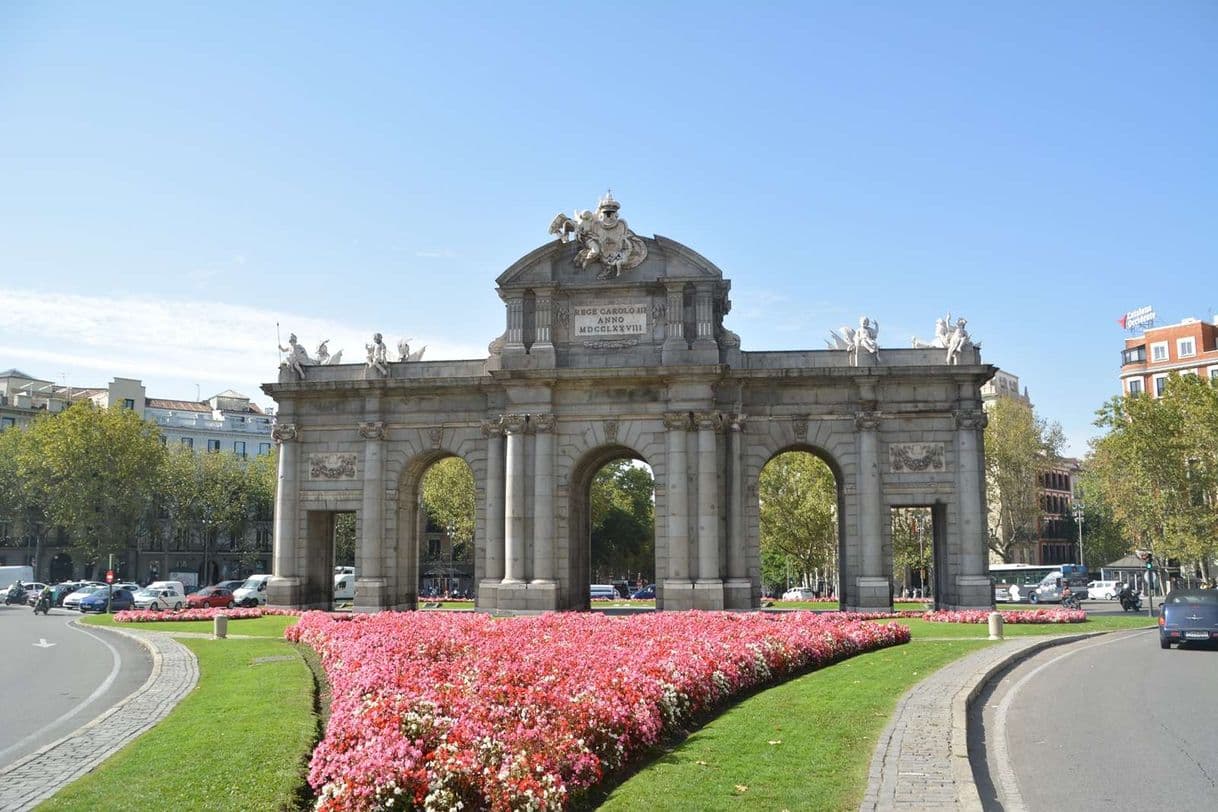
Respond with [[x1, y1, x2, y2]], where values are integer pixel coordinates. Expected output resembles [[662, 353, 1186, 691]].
[[79, 588, 135, 614], [630, 584, 656, 600], [1159, 589, 1218, 649]]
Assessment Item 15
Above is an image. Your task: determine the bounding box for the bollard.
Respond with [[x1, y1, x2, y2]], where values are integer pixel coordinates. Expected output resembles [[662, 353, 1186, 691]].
[[214, 614, 228, 639], [987, 611, 1004, 640]]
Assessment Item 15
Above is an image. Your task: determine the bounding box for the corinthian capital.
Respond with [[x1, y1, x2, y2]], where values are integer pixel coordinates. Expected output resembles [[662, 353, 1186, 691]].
[[694, 411, 725, 432], [358, 421, 386, 441], [663, 412, 691, 431], [502, 413, 528, 434], [272, 423, 298, 443], [954, 409, 988, 430], [533, 414, 557, 433]]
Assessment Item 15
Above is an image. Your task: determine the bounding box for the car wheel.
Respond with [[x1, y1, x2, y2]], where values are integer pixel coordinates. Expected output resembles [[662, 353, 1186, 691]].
[[174, 602, 183, 611], [226, 601, 235, 609], [1160, 638, 1171, 650], [1029, 593, 1039, 604]]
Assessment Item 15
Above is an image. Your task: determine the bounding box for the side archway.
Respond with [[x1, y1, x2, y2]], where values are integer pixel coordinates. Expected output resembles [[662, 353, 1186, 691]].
[[393, 450, 477, 609]]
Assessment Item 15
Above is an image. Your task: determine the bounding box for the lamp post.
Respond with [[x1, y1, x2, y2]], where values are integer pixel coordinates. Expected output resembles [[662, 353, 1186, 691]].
[[1072, 501, 1085, 567]]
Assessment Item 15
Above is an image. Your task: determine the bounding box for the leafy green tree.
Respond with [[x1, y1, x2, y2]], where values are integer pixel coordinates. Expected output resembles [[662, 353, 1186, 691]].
[[421, 457, 476, 546], [21, 402, 165, 573], [984, 397, 1065, 562], [590, 460, 655, 583], [334, 512, 356, 567], [891, 507, 933, 594], [759, 451, 837, 589]]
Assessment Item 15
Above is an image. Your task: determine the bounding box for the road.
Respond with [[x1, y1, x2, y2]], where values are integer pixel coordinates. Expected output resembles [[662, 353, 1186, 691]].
[[0, 604, 152, 770], [971, 627, 1218, 810]]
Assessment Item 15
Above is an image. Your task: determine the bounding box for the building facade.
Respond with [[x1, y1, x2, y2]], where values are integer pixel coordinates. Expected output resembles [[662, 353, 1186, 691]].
[[1120, 316, 1218, 397], [0, 370, 274, 586]]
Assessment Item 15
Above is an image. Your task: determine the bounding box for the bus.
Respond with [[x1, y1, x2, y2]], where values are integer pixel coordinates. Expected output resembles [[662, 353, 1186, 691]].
[[991, 563, 1088, 603]]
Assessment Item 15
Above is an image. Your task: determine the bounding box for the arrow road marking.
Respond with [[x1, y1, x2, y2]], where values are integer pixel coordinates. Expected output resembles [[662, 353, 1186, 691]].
[[34, 638, 56, 648]]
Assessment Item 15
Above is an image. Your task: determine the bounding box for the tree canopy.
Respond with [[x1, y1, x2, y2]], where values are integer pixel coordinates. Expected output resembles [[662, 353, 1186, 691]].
[[590, 460, 655, 583], [984, 396, 1065, 562], [758, 451, 837, 590]]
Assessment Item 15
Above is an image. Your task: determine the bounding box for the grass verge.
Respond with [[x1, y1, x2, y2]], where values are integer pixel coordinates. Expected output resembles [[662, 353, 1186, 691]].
[[79, 613, 299, 638], [885, 614, 1153, 638], [39, 636, 317, 811], [593, 640, 990, 811]]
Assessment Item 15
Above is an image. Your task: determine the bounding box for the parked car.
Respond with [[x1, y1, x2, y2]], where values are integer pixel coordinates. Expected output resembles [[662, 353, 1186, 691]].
[[590, 584, 617, 601], [62, 585, 106, 610], [782, 587, 817, 601], [1087, 580, 1120, 600], [109, 581, 141, 593], [187, 586, 236, 609], [21, 582, 49, 605], [1159, 589, 1218, 649], [215, 579, 246, 593], [233, 574, 272, 606], [79, 588, 135, 613], [631, 584, 656, 600], [132, 587, 185, 611], [49, 582, 85, 607]]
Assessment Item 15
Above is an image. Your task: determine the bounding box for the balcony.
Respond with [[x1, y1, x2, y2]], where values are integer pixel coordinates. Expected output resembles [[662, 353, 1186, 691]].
[[1121, 346, 1146, 366]]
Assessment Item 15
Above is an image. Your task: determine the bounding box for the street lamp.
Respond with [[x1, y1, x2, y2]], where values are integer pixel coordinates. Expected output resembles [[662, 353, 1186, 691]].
[[1071, 501, 1085, 567]]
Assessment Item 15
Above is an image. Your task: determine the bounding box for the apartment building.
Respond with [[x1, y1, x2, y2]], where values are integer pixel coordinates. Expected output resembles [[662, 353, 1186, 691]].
[[1120, 316, 1218, 397]]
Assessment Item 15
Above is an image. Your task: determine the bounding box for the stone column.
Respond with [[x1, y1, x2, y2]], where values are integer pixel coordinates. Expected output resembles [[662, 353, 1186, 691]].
[[662, 283, 686, 361], [854, 410, 888, 608], [691, 411, 725, 609], [662, 412, 692, 606], [503, 294, 525, 352], [356, 421, 387, 610], [481, 418, 505, 583], [532, 414, 556, 583], [725, 414, 750, 608], [502, 414, 527, 583], [953, 408, 991, 608], [695, 288, 715, 343], [268, 423, 301, 606]]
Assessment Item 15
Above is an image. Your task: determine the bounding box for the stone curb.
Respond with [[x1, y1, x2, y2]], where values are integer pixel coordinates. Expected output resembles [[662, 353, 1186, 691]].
[[860, 631, 1108, 812], [0, 623, 199, 811]]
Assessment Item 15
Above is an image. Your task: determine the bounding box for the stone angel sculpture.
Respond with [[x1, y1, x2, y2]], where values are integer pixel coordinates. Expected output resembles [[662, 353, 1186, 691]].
[[945, 317, 975, 365], [365, 332, 389, 377], [396, 338, 427, 363], [827, 316, 880, 366], [912, 313, 952, 349], [278, 332, 315, 379], [315, 339, 343, 365]]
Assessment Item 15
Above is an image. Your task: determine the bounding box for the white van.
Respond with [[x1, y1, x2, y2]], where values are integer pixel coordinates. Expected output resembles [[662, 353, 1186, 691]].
[[590, 584, 617, 601], [333, 571, 356, 601], [233, 574, 272, 606], [148, 580, 186, 597]]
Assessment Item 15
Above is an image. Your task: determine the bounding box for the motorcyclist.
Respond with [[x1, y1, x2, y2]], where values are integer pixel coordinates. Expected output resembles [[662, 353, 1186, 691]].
[[34, 584, 53, 614]]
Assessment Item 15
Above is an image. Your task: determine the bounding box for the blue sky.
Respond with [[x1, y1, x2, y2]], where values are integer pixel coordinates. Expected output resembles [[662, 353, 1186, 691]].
[[1, 2, 1214, 454]]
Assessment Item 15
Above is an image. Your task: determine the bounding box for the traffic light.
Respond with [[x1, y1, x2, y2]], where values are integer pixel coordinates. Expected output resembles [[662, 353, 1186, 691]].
[[1145, 553, 1154, 571]]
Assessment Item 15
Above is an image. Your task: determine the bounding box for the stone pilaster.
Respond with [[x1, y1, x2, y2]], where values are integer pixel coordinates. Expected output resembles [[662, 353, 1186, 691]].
[[725, 414, 751, 608], [854, 410, 889, 608], [355, 421, 388, 611], [502, 413, 527, 583], [953, 408, 992, 607], [662, 412, 693, 607], [268, 422, 302, 606], [481, 418, 505, 585], [503, 294, 525, 352], [694, 411, 724, 609]]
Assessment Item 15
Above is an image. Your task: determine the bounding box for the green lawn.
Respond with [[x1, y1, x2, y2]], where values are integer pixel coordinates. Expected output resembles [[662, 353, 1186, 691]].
[[884, 614, 1153, 638], [593, 640, 990, 811], [39, 637, 318, 810], [80, 613, 299, 637]]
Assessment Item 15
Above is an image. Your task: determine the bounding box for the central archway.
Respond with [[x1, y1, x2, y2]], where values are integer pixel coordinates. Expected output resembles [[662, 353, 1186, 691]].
[[757, 446, 844, 602], [567, 444, 655, 611]]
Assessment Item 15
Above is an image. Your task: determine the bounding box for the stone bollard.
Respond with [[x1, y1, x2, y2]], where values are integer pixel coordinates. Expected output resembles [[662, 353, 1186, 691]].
[[987, 611, 1004, 640], [214, 614, 228, 639]]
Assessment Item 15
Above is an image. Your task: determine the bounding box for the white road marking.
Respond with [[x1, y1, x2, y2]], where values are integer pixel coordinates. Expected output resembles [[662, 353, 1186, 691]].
[[989, 631, 1147, 812], [33, 638, 55, 648], [0, 619, 122, 766]]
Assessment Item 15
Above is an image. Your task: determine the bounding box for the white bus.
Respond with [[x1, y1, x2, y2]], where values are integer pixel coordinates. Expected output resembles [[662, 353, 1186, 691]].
[[991, 563, 1088, 603]]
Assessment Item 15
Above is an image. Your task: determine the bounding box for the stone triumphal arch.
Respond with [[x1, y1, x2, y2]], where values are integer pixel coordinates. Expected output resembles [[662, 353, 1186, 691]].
[[265, 194, 995, 612]]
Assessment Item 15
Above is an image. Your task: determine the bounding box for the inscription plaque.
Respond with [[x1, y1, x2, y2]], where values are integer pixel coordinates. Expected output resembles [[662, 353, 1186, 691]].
[[572, 301, 649, 337]]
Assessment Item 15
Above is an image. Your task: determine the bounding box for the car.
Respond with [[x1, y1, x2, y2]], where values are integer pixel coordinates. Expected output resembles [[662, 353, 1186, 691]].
[[21, 583, 49, 605], [1087, 580, 1120, 600], [187, 586, 235, 609], [233, 574, 272, 606], [109, 581, 141, 593], [782, 587, 817, 601], [62, 585, 106, 610], [590, 584, 617, 601], [49, 582, 85, 606], [79, 588, 135, 613], [1158, 589, 1218, 649], [215, 579, 246, 593], [132, 587, 186, 611], [630, 584, 656, 600]]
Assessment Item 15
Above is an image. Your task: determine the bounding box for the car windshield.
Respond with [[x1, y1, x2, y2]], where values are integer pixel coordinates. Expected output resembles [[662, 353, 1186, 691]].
[[240, 578, 262, 589], [135, 589, 157, 598]]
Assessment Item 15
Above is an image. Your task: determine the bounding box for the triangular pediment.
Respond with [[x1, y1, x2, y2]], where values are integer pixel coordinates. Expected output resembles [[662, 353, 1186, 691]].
[[497, 234, 724, 291]]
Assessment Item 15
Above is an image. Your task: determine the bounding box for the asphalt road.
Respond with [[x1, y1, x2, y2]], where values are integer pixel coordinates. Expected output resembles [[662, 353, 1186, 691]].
[[0, 604, 152, 770], [971, 628, 1218, 810]]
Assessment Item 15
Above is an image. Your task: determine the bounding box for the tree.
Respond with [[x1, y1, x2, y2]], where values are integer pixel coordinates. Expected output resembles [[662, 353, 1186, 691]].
[[1087, 375, 1218, 580], [759, 451, 837, 589], [421, 457, 476, 546], [984, 397, 1065, 562], [21, 402, 165, 573], [590, 461, 655, 583], [891, 507, 933, 594]]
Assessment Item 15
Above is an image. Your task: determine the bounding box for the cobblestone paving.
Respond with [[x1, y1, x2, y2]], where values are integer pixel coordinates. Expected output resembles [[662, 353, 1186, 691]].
[[860, 633, 1097, 812], [0, 629, 198, 811]]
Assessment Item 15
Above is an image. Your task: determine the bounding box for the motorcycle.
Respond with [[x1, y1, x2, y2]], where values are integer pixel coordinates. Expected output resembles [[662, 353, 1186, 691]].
[[1061, 592, 1082, 610], [5, 585, 28, 606], [1118, 588, 1142, 612], [32, 593, 52, 615]]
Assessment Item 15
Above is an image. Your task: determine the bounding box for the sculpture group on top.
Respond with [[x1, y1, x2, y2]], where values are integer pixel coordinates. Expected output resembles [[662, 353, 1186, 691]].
[[824, 313, 978, 366], [277, 332, 425, 381], [549, 192, 648, 279]]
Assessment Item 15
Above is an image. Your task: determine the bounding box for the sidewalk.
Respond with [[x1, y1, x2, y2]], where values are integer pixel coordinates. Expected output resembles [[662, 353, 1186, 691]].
[[0, 627, 198, 812], [859, 632, 1100, 812]]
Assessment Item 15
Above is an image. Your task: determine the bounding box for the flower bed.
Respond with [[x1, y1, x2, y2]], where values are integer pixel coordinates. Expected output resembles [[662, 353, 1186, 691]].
[[113, 606, 305, 623], [288, 610, 909, 810], [924, 609, 1086, 624]]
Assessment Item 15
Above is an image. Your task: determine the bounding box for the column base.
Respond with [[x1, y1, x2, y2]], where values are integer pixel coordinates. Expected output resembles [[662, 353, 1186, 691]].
[[662, 579, 696, 611], [267, 576, 303, 609], [949, 575, 994, 610], [724, 578, 753, 610], [353, 577, 389, 613], [477, 579, 560, 612], [693, 579, 725, 610], [845, 576, 892, 611]]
